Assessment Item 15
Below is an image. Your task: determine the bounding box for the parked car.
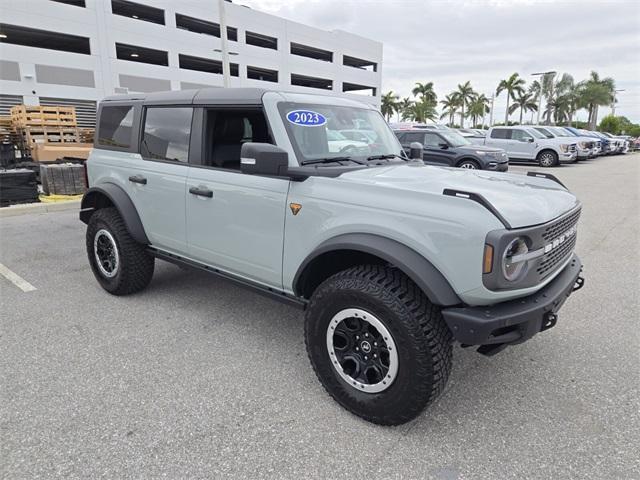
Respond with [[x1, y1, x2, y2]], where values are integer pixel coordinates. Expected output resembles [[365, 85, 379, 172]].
[[339, 129, 378, 144], [389, 122, 450, 131], [395, 128, 509, 170], [559, 126, 602, 157], [80, 87, 584, 425], [326, 129, 369, 153], [483, 126, 577, 167], [532, 126, 596, 160], [600, 132, 629, 154], [566, 127, 613, 155]]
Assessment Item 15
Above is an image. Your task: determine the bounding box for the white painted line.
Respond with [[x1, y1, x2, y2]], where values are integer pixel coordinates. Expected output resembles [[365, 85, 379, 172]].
[[0, 263, 37, 292]]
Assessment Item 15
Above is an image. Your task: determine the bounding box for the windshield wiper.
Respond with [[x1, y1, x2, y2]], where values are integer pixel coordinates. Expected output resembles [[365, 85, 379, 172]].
[[366, 153, 409, 162], [301, 156, 367, 166]]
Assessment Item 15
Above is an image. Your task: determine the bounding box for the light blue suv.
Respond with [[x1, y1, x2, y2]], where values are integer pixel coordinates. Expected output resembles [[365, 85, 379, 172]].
[[80, 88, 585, 425]]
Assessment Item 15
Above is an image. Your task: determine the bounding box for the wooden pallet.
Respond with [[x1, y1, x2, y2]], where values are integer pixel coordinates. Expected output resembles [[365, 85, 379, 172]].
[[78, 128, 95, 143], [17, 126, 81, 145], [11, 105, 77, 128], [0, 116, 12, 129]]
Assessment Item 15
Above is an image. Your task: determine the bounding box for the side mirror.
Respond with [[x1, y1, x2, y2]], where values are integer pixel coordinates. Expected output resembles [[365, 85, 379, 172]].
[[438, 142, 449, 149], [522, 136, 534, 143], [409, 142, 424, 160], [241, 143, 289, 176]]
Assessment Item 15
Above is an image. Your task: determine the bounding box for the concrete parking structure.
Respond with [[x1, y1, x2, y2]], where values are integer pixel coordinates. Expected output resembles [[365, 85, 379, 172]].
[[1, 154, 638, 478]]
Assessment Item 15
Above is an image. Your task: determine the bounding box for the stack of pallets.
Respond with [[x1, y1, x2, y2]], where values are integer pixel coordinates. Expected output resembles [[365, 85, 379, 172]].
[[10, 105, 93, 162], [40, 164, 87, 195]]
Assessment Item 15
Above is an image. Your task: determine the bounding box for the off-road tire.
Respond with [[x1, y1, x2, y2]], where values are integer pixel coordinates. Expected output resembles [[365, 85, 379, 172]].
[[537, 149, 559, 167], [458, 159, 480, 169], [86, 207, 154, 295], [305, 265, 453, 425]]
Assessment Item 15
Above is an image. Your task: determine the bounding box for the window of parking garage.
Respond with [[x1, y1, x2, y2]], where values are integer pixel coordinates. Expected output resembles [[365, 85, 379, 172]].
[[50, 0, 86, 6], [343, 82, 376, 96], [246, 31, 278, 50], [175, 14, 238, 41], [343, 55, 377, 72], [290, 43, 332, 62], [0, 24, 90, 55], [179, 54, 238, 77], [116, 43, 168, 66], [247, 66, 278, 83], [111, 0, 164, 25], [291, 74, 332, 90]]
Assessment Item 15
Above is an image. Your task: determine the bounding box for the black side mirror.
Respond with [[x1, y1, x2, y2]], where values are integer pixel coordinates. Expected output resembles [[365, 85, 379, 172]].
[[409, 142, 424, 160], [522, 136, 534, 143], [438, 142, 449, 149], [241, 143, 289, 176]]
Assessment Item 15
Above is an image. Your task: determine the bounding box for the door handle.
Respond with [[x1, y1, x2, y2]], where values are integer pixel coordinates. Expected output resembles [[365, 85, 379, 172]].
[[129, 175, 147, 185], [189, 186, 213, 198]]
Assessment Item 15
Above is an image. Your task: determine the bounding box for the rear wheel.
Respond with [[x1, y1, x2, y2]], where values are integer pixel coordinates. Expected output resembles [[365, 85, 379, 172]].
[[86, 207, 154, 295], [537, 150, 558, 167], [305, 265, 453, 425]]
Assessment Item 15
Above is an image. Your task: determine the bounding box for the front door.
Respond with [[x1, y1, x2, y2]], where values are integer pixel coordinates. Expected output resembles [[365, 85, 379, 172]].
[[422, 131, 455, 166], [509, 129, 537, 160], [185, 108, 289, 288]]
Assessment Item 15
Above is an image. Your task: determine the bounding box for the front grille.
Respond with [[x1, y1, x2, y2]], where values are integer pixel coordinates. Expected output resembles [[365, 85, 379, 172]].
[[586, 141, 594, 149], [537, 235, 577, 278], [537, 207, 581, 279], [542, 208, 581, 242], [568, 144, 577, 152]]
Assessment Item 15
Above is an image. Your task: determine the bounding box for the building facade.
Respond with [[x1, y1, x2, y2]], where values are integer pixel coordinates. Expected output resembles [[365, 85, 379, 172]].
[[0, 0, 382, 126]]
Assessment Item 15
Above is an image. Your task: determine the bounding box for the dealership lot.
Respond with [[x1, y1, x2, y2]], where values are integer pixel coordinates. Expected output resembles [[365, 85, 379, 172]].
[[1, 155, 638, 479]]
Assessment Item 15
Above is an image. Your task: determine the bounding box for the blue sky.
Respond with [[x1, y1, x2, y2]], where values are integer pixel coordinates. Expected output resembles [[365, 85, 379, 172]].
[[249, 0, 640, 124]]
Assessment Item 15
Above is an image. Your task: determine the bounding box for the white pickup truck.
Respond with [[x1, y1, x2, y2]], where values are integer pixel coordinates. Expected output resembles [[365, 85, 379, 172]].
[[482, 126, 577, 167]]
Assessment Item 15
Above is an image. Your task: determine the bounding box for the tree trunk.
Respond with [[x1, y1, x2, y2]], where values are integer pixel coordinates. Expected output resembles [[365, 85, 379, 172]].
[[519, 107, 524, 125], [505, 97, 510, 124], [460, 102, 465, 128], [592, 105, 598, 130]]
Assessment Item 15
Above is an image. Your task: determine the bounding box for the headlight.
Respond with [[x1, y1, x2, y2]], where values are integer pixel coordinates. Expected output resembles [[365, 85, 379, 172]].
[[475, 151, 488, 156], [502, 237, 529, 281], [560, 144, 569, 153], [578, 141, 587, 149]]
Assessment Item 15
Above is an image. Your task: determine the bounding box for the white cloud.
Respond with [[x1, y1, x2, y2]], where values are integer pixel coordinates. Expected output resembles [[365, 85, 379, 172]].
[[244, 0, 640, 123]]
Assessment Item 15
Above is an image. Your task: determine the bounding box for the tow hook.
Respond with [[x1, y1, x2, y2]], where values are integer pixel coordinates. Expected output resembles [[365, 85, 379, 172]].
[[540, 312, 558, 332], [573, 276, 585, 292]]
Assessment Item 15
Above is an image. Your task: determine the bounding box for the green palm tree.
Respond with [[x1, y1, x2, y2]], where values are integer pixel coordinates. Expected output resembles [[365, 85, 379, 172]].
[[508, 92, 538, 124], [541, 72, 557, 124], [496, 73, 526, 124], [405, 101, 438, 123], [411, 82, 437, 106], [381, 91, 399, 122], [576, 71, 615, 129], [397, 97, 413, 121], [439, 93, 461, 127], [467, 94, 490, 128], [528, 80, 542, 123], [456, 81, 475, 128]]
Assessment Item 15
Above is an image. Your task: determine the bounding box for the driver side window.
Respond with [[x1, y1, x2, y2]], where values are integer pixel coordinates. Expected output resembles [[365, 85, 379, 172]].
[[423, 132, 441, 147], [511, 129, 528, 141]]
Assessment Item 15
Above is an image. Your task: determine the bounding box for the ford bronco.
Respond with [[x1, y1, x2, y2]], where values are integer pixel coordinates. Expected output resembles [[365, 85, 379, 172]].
[[80, 88, 584, 425]]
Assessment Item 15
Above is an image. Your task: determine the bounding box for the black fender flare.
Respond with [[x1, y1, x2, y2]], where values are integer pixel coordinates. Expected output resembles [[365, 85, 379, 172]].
[[79, 183, 149, 244], [293, 233, 461, 306]]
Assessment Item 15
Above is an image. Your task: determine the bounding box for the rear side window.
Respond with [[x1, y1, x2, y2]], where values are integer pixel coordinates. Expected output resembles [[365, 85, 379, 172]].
[[403, 132, 425, 144], [141, 107, 193, 163], [98, 105, 134, 148], [490, 128, 510, 139]]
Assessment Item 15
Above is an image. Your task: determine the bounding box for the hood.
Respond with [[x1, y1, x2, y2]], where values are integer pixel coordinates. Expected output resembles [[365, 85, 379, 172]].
[[339, 164, 579, 229]]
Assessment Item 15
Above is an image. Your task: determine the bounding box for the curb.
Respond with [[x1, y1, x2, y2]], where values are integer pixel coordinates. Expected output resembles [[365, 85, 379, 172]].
[[0, 200, 81, 218]]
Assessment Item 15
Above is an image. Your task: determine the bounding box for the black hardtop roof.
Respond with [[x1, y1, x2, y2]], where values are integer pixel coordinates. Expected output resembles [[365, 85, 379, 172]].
[[102, 87, 271, 105]]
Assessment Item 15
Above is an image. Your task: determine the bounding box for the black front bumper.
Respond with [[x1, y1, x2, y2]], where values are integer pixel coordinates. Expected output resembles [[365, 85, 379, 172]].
[[442, 254, 583, 354]]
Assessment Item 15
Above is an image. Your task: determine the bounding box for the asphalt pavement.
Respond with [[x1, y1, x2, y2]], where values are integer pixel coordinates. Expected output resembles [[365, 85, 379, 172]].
[[1, 154, 638, 479]]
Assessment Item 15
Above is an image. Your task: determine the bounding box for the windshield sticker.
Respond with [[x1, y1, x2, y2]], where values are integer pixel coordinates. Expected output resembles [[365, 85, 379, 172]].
[[286, 110, 327, 127]]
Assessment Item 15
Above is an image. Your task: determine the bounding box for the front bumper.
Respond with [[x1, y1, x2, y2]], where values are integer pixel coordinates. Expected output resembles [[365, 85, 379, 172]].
[[442, 254, 583, 354], [559, 151, 578, 163], [487, 160, 509, 171]]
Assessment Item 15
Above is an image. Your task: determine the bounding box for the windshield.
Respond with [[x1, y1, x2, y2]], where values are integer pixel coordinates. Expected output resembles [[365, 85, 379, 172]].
[[534, 127, 554, 138], [527, 128, 547, 140], [278, 102, 403, 164], [439, 130, 471, 147], [549, 127, 572, 137]]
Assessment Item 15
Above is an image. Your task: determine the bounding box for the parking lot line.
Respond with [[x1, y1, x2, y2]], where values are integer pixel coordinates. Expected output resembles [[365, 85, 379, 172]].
[[0, 262, 37, 292]]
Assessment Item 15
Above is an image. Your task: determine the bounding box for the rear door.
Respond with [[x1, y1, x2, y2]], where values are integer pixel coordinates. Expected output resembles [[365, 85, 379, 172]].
[[486, 128, 514, 157], [128, 106, 192, 254], [185, 107, 289, 288]]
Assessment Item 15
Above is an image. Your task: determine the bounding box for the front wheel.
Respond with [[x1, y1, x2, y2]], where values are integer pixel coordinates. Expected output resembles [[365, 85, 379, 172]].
[[537, 150, 559, 167], [458, 159, 480, 169], [304, 265, 453, 425], [86, 207, 154, 295]]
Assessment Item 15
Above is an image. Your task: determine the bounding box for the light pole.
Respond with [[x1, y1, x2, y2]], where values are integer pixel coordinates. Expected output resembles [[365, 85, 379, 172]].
[[612, 89, 625, 116], [531, 70, 556, 125], [218, 0, 231, 88], [488, 92, 495, 127]]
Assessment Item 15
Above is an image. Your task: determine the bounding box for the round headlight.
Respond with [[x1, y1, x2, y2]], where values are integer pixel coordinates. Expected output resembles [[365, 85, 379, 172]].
[[502, 237, 529, 281]]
